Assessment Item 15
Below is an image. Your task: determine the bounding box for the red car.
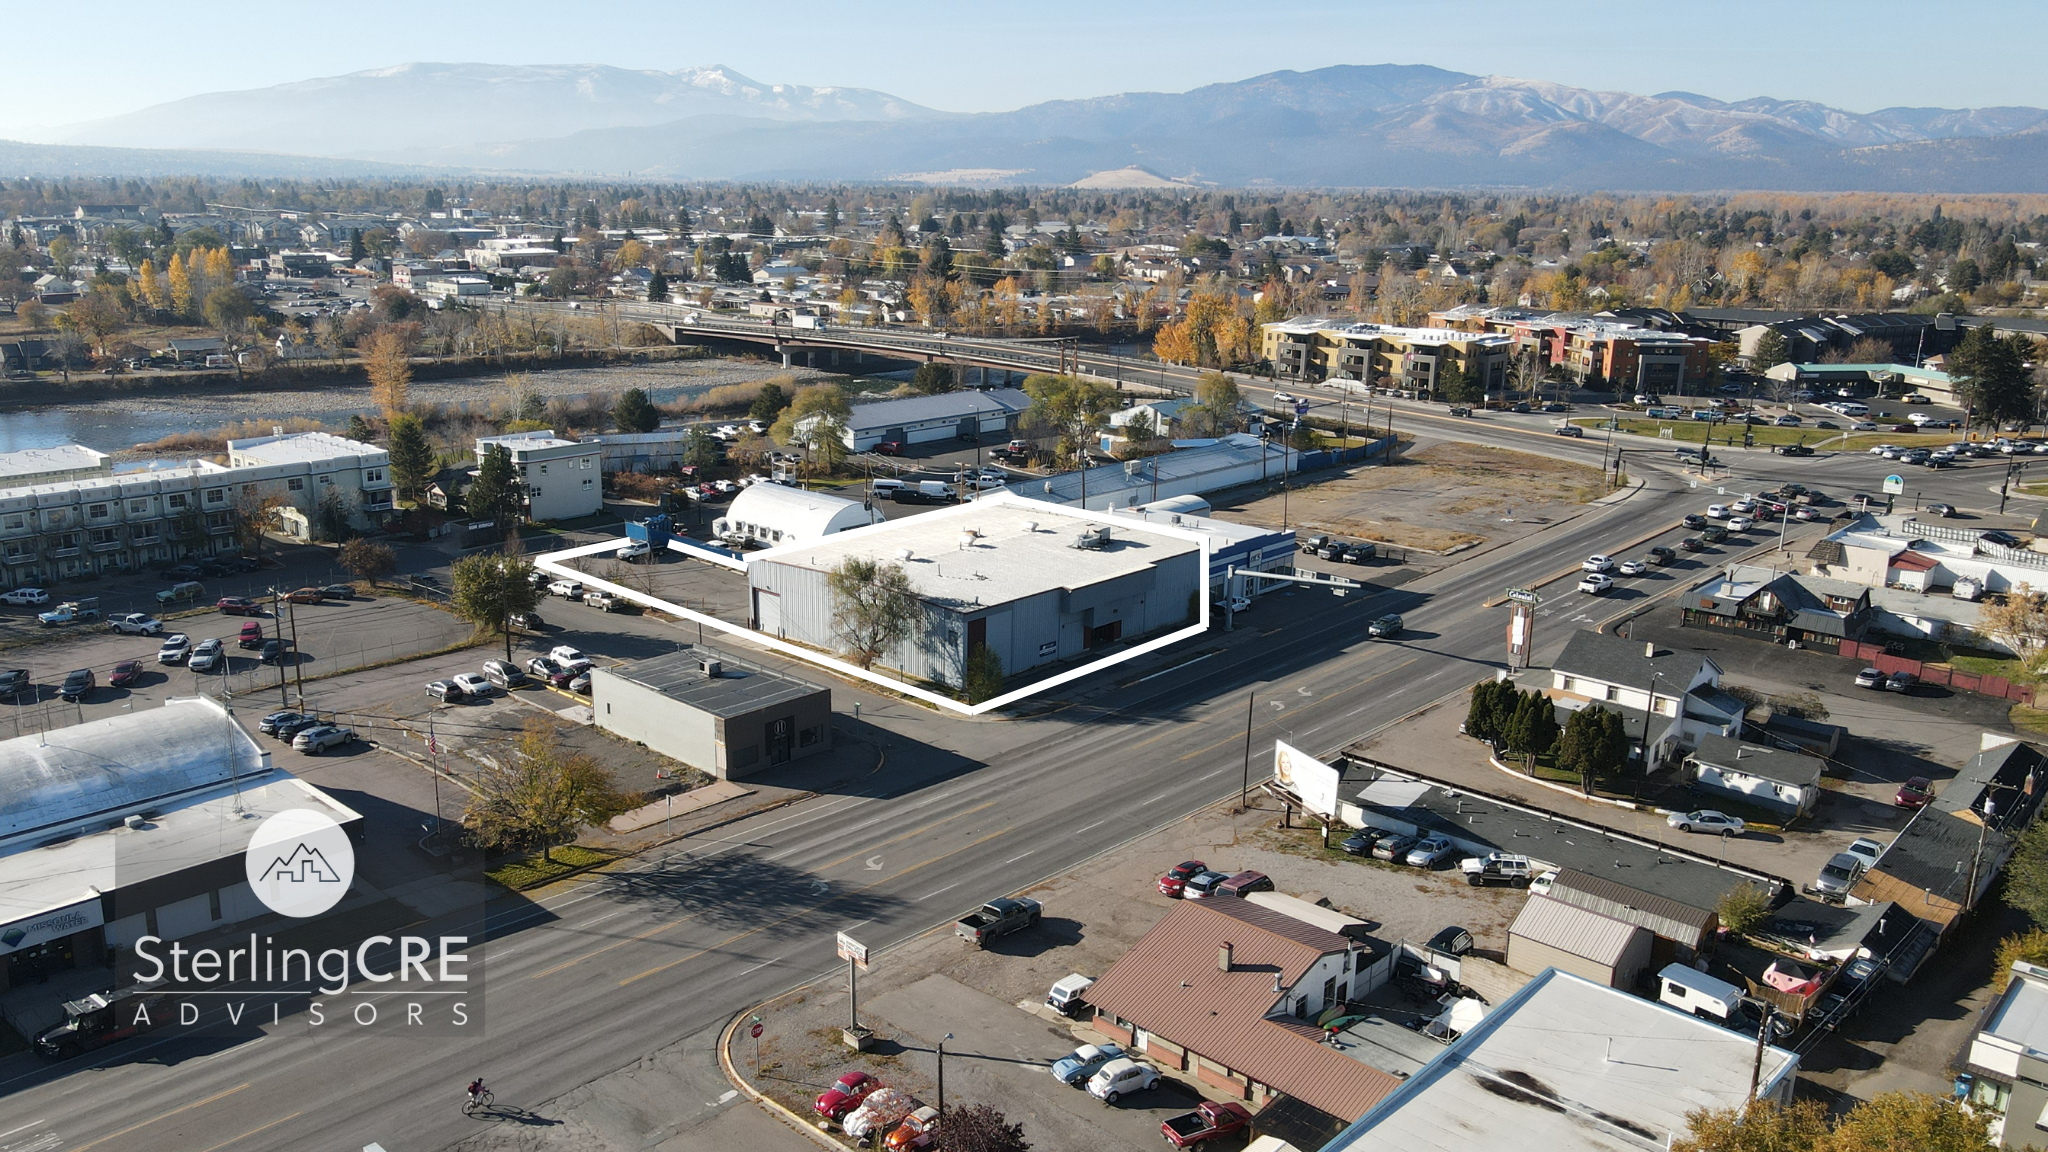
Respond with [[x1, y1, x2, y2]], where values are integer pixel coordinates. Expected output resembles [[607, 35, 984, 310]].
[[109, 659, 143, 687], [874, 441, 903, 456], [815, 1071, 880, 1122], [1896, 776, 1935, 809], [217, 597, 262, 615], [1163, 1101, 1253, 1147], [285, 587, 324, 605], [1159, 860, 1208, 898]]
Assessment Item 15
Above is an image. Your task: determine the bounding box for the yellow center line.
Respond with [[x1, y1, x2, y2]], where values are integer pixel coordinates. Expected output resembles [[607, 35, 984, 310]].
[[70, 1082, 251, 1152], [192, 1111, 304, 1152], [618, 828, 1012, 987]]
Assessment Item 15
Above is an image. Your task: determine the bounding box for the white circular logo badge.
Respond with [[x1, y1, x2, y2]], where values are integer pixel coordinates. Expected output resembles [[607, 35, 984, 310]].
[[245, 808, 356, 918]]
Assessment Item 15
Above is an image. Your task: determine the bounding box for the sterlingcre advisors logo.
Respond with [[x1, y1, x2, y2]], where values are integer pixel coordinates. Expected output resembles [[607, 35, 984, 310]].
[[245, 808, 355, 918]]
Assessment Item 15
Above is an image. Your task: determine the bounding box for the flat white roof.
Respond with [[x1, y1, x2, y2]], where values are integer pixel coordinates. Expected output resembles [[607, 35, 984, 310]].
[[755, 498, 1198, 611], [1330, 968, 1797, 1152], [1986, 970, 2048, 1056], [0, 443, 110, 480], [478, 430, 588, 453], [226, 431, 386, 466]]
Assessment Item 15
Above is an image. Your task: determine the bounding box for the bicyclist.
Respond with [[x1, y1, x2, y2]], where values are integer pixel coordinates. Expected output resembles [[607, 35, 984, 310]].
[[468, 1078, 486, 1102]]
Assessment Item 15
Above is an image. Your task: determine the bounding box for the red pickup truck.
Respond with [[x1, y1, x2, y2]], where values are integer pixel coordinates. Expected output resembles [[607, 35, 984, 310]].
[[1162, 1101, 1252, 1147]]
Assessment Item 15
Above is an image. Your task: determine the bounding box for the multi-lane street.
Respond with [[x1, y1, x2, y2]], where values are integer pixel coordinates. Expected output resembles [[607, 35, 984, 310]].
[[1, 437, 1850, 1151]]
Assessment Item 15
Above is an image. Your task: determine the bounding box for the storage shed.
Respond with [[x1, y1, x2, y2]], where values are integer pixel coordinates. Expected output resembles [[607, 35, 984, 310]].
[[828, 388, 1031, 451], [712, 483, 884, 549], [1506, 894, 1654, 989]]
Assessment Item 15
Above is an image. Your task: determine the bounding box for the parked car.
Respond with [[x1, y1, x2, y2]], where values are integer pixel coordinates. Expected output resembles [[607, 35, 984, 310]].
[[510, 611, 545, 632], [1181, 869, 1231, 899], [451, 673, 498, 698], [108, 659, 143, 687], [0, 587, 49, 606], [156, 633, 192, 663], [1052, 1042, 1126, 1087], [283, 587, 322, 605], [1367, 614, 1404, 638], [815, 1071, 881, 1123], [481, 659, 529, 690], [546, 580, 584, 599], [426, 679, 466, 703], [0, 669, 30, 699], [187, 638, 226, 673], [1667, 809, 1745, 836], [1162, 1102, 1254, 1147], [1405, 834, 1457, 868], [1371, 834, 1418, 862], [1340, 829, 1387, 856], [582, 591, 622, 612], [550, 645, 590, 670], [526, 656, 575, 688], [1774, 415, 1801, 426], [1885, 670, 1917, 693], [1984, 531, 2025, 549], [216, 596, 261, 615], [320, 584, 355, 600], [1461, 853, 1535, 887], [1576, 573, 1614, 595], [156, 581, 206, 607], [106, 613, 162, 636], [1217, 870, 1273, 897], [1811, 852, 1868, 900], [1854, 667, 1884, 688], [885, 1106, 941, 1152], [162, 564, 204, 581], [1895, 776, 1935, 809], [1844, 837, 1886, 869], [293, 725, 358, 754], [1087, 1057, 1160, 1104], [954, 896, 1042, 947], [259, 639, 290, 665], [59, 668, 95, 701], [1158, 860, 1207, 898], [258, 710, 307, 736]]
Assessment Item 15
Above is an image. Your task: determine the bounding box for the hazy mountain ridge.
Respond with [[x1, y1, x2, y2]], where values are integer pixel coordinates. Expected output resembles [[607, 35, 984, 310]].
[[20, 62, 2048, 190]]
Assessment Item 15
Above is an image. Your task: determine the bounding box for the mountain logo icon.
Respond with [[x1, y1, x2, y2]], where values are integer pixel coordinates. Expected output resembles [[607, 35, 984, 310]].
[[245, 809, 356, 918]]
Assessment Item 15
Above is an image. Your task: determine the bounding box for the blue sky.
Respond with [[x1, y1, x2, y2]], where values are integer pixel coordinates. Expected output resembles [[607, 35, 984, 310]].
[[6, 0, 2045, 139]]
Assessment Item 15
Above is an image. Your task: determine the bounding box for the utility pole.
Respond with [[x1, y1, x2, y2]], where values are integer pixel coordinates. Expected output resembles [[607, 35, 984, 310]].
[[1240, 692, 1256, 813], [271, 587, 288, 708], [1749, 1002, 1774, 1101], [288, 596, 305, 709]]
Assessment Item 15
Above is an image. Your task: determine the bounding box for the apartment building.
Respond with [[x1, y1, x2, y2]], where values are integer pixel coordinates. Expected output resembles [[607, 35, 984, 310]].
[[1426, 306, 1713, 391], [1260, 318, 1512, 396], [0, 433, 392, 588], [475, 430, 602, 522]]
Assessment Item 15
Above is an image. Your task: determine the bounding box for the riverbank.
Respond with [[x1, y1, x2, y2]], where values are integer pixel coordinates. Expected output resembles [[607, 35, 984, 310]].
[[1, 357, 845, 454]]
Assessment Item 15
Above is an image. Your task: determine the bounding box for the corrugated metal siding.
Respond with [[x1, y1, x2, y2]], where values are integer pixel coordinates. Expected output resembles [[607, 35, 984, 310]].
[[1506, 934, 1617, 986], [1546, 869, 1716, 949]]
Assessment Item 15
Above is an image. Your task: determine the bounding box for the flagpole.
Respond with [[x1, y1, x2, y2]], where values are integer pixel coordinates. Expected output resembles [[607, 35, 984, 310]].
[[429, 714, 442, 834]]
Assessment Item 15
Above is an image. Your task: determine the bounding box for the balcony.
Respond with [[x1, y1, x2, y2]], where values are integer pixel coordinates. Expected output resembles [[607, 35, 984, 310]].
[[88, 539, 122, 552], [207, 523, 235, 535], [129, 532, 160, 546], [50, 547, 81, 559]]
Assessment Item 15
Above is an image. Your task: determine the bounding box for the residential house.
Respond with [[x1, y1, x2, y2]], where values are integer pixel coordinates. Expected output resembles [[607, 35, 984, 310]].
[[31, 275, 80, 304], [1849, 738, 2047, 943], [1682, 564, 1874, 652], [1322, 969, 1798, 1152], [162, 337, 226, 364], [1546, 630, 1744, 766], [1085, 897, 1401, 1121], [1961, 960, 2048, 1149], [1685, 733, 1825, 818]]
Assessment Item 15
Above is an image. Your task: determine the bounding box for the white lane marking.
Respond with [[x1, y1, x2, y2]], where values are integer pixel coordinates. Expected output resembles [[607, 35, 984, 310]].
[[1076, 820, 1105, 834], [1005, 850, 1036, 863], [716, 1090, 739, 1106], [1129, 651, 1218, 686], [919, 882, 963, 902], [1145, 792, 1171, 804], [0, 1121, 47, 1142], [738, 954, 785, 976]]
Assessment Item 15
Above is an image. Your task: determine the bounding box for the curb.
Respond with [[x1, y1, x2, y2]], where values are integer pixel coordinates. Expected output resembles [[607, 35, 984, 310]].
[[1485, 751, 1656, 812], [719, 1005, 847, 1152]]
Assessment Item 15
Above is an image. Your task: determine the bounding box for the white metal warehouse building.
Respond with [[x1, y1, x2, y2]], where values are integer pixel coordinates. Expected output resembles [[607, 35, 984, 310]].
[[713, 482, 884, 548], [828, 388, 1032, 451], [746, 498, 1202, 688]]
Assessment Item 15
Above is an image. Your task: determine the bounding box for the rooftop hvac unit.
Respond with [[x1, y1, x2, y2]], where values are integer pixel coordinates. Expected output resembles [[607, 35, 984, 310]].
[[896, 548, 915, 562], [1072, 525, 1113, 550], [699, 658, 722, 678]]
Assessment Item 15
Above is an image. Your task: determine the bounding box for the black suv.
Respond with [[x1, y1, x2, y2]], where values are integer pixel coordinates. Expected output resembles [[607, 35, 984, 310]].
[[259, 639, 292, 665], [1682, 514, 1708, 529], [60, 668, 95, 701], [1984, 531, 2025, 549], [162, 564, 204, 581], [0, 668, 29, 699], [1648, 546, 1677, 565]]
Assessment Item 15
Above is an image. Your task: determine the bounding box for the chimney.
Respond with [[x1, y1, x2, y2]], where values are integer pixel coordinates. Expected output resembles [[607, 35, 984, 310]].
[[1644, 641, 1655, 658], [1218, 942, 1233, 972]]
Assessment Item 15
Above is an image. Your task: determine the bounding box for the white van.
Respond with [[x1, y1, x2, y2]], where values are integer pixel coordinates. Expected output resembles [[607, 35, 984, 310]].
[[1658, 963, 1743, 1022], [871, 478, 906, 498], [1835, 402, 1869, 417]]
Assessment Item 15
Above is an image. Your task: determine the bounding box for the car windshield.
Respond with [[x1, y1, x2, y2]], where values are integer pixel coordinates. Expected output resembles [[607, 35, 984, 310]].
[[1822, 862, 1857, 881]]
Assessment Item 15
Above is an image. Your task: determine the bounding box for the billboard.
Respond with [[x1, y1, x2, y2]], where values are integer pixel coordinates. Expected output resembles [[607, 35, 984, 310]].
[[1273, 741, 1341, 817]]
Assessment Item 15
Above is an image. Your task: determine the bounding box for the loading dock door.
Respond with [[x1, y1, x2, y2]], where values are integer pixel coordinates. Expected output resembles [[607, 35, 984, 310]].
[[957, 418, 978, 440], [753, 589, 782, 635]]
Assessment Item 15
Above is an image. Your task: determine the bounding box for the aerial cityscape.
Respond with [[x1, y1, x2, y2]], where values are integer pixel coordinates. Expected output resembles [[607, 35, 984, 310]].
[[5, 4, 2048, 1151]]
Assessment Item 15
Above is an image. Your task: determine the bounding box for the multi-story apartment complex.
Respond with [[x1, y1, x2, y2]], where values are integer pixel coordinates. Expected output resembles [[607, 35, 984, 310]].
[[1426, 305, 1715, 392], [0, 433, 392, 588], [475, 430, 603, 522], [1261, 318, 1512, 396]]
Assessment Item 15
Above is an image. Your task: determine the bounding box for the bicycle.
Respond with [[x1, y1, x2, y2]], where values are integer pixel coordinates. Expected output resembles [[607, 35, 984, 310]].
[[463, 1089, 493, 1115]]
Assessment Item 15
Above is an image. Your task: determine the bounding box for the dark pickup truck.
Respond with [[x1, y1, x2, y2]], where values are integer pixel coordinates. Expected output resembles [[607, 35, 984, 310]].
[[1162, 1101, 1253, 1147], [954, 896, 1042, 947]]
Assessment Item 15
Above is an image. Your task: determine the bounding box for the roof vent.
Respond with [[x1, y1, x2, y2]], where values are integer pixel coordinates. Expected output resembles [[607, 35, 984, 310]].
[[1272, 972, 1284, 994], [1644, 641, 1655, 658], [699, 658, 722, 678], [896, 548, 915, 562], [1022, 521, 1038, 534], [1219, 942, 1233, 972], [957, 529, 980, 550], [123, 814, 145, 830]]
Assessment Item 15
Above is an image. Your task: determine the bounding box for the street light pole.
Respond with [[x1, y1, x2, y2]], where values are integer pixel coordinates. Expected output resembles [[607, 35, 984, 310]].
[[938, 1032, 952, 1118], [1240, 692, 1256, 813]]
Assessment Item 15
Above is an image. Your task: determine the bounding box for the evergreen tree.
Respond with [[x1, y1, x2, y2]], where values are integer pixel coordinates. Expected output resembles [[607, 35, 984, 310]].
[[647, 269, 669, 303], [1948, 324, 2033, 429], [1752, 328, 1791, 370], [385, 414, 436, 503], [750, 382, 791, 423], [612, 387, 660, 433], [467, 444, 525, 531]]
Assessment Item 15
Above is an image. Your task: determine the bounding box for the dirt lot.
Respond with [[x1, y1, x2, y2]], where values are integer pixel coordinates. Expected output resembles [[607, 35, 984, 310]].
[[738, 792, 1524, 1148], [1209, 442, 1611, 556]]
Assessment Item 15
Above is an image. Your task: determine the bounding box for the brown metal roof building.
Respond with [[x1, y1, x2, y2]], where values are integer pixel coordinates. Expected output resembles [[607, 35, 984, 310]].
[[1506, 894, 1654, 989], [1545, 869, 1720, 964], [1085, 898, 1400, 1121]]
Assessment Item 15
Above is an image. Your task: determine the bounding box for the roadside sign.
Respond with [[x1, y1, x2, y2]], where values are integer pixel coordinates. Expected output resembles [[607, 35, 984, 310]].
[[1883, 474, 1905, 495], [751, 1021, 764, 1039], [1506, 587, 1540, 605], [836, 931, 870, 972]]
